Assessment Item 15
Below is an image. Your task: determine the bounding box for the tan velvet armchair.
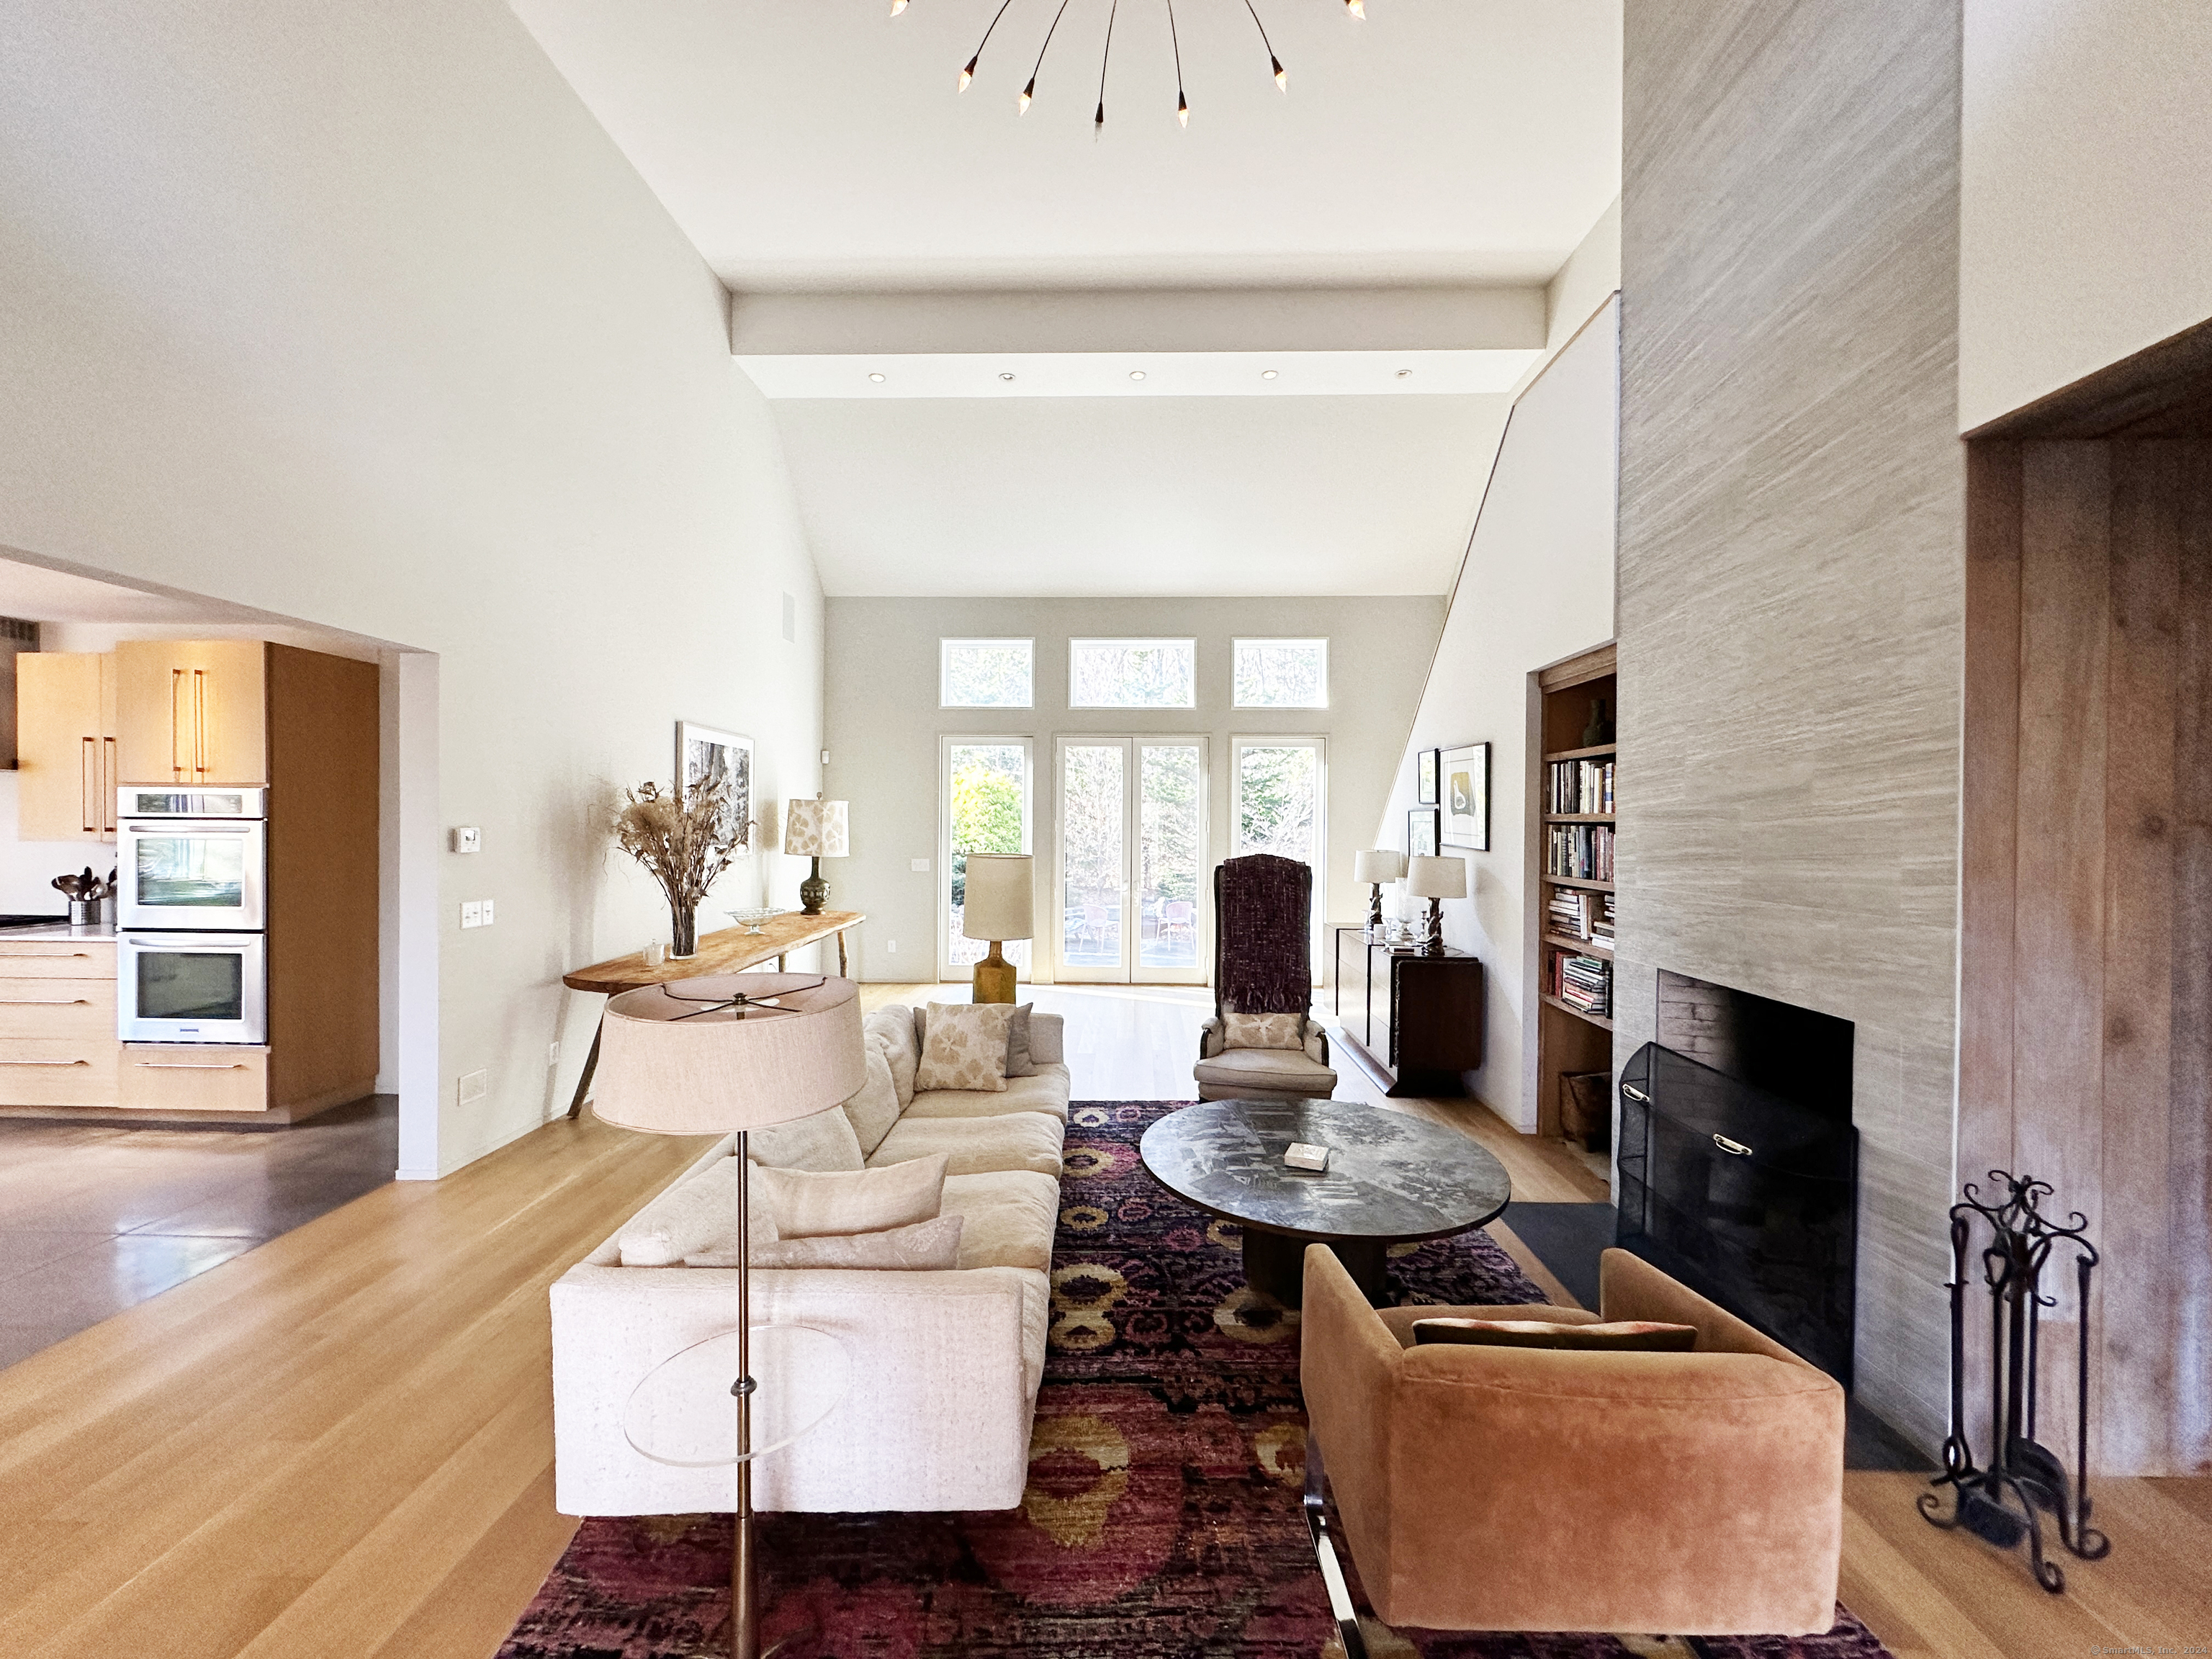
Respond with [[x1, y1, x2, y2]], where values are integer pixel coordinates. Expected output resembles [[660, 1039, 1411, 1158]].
[[1299, 1244, 1845, 1650]]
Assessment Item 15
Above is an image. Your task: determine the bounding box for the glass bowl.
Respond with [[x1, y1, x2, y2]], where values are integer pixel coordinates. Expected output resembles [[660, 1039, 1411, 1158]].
[[729, 907, 786, 935]]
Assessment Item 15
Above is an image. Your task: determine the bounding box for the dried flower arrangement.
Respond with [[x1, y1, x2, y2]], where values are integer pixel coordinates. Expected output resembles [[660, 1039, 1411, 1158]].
[[614, 777, 745, 957]]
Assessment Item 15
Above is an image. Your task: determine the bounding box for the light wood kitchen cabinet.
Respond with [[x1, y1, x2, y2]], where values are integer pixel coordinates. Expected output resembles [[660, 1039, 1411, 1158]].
[[119, 1045, 268, 1114], [17, 652, 118, 840], [115, 639, 267, 786]]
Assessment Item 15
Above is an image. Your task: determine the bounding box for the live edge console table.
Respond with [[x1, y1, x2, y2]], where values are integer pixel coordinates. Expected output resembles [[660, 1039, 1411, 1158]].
[[1331, 927, 1484, 1099], [561, 909, 865, 1119]]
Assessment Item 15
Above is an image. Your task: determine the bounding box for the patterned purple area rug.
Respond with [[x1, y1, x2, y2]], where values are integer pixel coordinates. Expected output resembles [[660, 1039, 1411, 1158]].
[[501, 1102, 1891, 1659]]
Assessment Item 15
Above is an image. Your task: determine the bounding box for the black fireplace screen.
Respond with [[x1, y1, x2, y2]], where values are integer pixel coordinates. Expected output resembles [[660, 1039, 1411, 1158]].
[[1616, 1040, 1859, 1385]]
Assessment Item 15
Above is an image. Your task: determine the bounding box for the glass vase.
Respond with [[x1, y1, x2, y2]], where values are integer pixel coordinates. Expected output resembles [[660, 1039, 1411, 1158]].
[[670, 904, 698, 959]]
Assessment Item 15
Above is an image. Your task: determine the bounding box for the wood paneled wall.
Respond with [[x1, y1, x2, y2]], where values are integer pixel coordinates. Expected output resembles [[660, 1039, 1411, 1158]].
[[1961, 438, 2212, 1477]]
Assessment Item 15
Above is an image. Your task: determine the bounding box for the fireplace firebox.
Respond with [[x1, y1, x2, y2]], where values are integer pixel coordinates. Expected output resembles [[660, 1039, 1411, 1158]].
[[1615, 971, 1858, 1385]]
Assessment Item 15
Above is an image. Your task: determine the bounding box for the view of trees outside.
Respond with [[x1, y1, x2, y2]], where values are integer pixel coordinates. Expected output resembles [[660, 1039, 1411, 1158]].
[[1059, 745, 1125, 967], [1069, 639, 1195, 708], [1233, 639, 1328, 709], [947, 743, 1028, 971], [940, 639, 1033, 708], [1138, 743, 1202, 970], [1238, 744, 1319, 860]]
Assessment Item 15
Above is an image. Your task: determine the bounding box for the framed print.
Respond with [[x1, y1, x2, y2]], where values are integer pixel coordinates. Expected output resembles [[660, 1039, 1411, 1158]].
[[1407, 806, 1439, 858], [677, 721, 753, 848], [1441, 742, 1490, 851], [1417, 747, 1440, 806]]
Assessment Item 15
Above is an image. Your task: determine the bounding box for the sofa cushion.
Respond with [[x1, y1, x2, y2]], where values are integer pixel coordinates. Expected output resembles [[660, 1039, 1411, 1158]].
[[757, 1152, 948, 1238], [617, 1156, 771, 1267], [688, 1213, 964, 1272], [1413, 1317, 1699, 1352], [941, 1169, 1060, 1272], [747, 1106, 866, 1172], [899, 1064, 1072, 1122], [916, 1001, 1015, 1093], [1192, 1046, 1338, 1094], [1004, 1004, 1038, 1077], [1223, 1010, 1306, 1051], [869, 1111, 1066, 1178], [864, 1007, 920, 1109], [841, 1042, 902, 1156], [1027, 1011, 1063, 1066]]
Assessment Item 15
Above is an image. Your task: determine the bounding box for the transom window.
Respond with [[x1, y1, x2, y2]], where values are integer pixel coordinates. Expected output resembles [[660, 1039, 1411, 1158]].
[[1233, 638, 1328, 709], [940, 638, 1033, 708], [1069, 638, 1196, 709]]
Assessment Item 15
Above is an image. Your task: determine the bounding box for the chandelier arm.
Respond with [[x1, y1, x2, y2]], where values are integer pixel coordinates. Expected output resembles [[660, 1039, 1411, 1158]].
[[1241, 0, 1288, 88], [1095, 0, 1120, 131], [1022, 0, 1076, 108], [960, 0, 1020, 89], [1167, 0, 1188, 123]]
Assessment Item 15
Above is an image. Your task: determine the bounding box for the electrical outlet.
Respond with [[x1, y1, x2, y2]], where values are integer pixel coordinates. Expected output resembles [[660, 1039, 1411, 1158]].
[[450, 826, 482, 853], [460, 901, 482, 929], [547, 1040, 560, 1066], [822, 748, 831, 766], [910, 858, 930, 873], [457, 1068, 487, 1105], [886, 939, 896, 953], [481, 899, 495, 926]]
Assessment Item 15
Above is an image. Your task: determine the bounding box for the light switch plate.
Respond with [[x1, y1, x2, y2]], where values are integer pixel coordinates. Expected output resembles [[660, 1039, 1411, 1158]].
[[480, 899, 495, 926], [450, 826, 482, 853], [460, 901, 483, 929]]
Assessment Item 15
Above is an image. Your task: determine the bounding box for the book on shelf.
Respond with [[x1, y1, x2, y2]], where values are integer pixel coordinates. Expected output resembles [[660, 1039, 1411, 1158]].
[[1547, 757, 1617, 817], [1550, 950, 1613, 1017], [1547, 886, 1594, 940], [1591, 891, 1616, 941], [1545, 822, 1615, 882]]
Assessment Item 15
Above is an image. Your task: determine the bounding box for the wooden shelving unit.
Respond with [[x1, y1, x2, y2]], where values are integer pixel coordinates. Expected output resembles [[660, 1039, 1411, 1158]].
[[1532, 644, 1617, 1146]]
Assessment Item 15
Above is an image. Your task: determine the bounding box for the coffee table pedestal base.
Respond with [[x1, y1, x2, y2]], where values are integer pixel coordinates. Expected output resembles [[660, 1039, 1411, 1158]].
[[1242, 1227, 1388, 1309]]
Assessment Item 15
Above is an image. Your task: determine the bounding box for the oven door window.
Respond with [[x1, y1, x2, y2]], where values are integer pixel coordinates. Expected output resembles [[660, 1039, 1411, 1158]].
[[136, 835, 248, 909], [137, 952, 246, 1022]]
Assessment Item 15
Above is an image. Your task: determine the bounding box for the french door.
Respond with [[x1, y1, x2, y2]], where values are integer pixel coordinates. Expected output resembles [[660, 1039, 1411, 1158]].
[[1054, 737, 1207, 984], [1230, 734, 1326, 976], [940, 736, 1033, 983]]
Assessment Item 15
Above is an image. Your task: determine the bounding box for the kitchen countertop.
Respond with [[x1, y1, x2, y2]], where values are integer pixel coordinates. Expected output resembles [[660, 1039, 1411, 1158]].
[[0, 922, 117, 941]]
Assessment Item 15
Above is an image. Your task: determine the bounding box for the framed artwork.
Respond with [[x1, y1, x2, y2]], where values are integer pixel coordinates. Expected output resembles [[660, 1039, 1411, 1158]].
[[1417, 748, 1440, 806], [1441, 742, 1490, 851], [1407, 806, 1440, 858], [677, 721, 753, 848]]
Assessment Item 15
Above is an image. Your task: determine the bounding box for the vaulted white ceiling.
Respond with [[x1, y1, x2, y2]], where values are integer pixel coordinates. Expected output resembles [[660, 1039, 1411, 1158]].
[[508, 0, 1622, 594]]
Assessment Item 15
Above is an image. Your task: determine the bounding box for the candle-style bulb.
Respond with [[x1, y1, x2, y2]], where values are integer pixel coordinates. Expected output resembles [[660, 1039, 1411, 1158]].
[[889, 0, 907, 13], [1272, 55, 1287, 90], [1177, 91, 1190, 126], [1018, 77, 1035, 112], [959, 55, 978, 91], [1346, 0, 1364, 16]]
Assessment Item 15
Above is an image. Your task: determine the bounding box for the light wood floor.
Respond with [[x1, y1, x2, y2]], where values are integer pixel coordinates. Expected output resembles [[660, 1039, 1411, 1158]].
[[0, 981, 2202, 1658]]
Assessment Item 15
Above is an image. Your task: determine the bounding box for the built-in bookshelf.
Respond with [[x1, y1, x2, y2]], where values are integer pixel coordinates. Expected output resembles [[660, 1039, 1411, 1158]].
[[1532, 644, 1617, 1146]]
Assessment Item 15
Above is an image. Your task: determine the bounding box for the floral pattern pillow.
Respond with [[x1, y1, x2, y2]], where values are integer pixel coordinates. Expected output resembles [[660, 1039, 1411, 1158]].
[[915, 1001, 1015, 1093], [1223, 1011, 1306, 1051]]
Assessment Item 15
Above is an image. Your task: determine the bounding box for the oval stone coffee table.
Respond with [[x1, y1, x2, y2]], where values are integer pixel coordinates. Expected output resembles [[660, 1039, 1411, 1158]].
[[1139, 1098, 1513, 1308]]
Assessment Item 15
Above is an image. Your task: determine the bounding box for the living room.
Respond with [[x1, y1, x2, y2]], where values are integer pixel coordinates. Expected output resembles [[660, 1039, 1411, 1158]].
[[1, 4, 2209, 1658]]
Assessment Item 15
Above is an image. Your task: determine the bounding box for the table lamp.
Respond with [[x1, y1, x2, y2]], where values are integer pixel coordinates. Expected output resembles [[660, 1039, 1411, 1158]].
[[1406, 853, 1467, 956], [783, 796, 848, 917], [1352, 849, 1406, 930], [591, 971, 866, 1659], [961, 853, 1033, 1004]]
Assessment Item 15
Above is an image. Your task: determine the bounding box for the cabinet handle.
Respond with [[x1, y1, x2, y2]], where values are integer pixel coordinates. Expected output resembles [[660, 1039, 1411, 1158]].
[[172, 667, 186, 781], [194, 667, 208, 780], [81, 736, 96, 834], [0, 1059, 89, 1067], [102, 737, 117, 834], [135, 1061, 248, 1071], [0, 998, 90, 1006], [0, 951, 91, 958]]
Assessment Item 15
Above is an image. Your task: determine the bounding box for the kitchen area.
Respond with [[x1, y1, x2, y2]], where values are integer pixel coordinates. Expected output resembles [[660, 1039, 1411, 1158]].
[[0, 562, 393, 1370]]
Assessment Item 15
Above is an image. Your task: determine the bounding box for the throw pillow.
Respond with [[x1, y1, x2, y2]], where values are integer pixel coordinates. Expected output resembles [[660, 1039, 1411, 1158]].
[[915, 1001, 1015, 1093], [688, 1213, 964, 1271], [864, 1006, 920, 1107], [1223, 1011, 1306, 1051], [755, 1151, 948, 1238], [746, 1105, 866, 1172], [1411, 1318, 1699, 1352], [1004, 1003, 1038, 1078], [840, 1042, 902, 1156], [618, 1156, 774, 1267]]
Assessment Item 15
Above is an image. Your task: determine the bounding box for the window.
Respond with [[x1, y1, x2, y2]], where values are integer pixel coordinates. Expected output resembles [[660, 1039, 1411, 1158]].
[[941, 639, 1033, 708], [1232, 735, 1326, 973], [1069, 638, 1196, 709], [942, 737, 1033, 980], [1233, 638, 1328, 709]]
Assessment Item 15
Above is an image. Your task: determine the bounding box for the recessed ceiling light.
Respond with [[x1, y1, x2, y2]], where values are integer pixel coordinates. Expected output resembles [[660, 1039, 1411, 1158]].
[[1396, 368, 1413, 379], [1261, 369, 1279, 381], [868, 372, 886, 383], [999, 372, 1016, 382], [1128, 369, 1147, 382]]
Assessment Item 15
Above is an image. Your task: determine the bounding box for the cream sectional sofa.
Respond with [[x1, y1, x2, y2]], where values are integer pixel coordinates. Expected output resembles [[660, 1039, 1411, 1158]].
[[552, 1003, 1069, 1517]]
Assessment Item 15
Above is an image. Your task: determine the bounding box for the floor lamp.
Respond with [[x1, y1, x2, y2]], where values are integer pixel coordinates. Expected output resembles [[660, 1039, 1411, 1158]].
[[589, 971, 866, 1659]]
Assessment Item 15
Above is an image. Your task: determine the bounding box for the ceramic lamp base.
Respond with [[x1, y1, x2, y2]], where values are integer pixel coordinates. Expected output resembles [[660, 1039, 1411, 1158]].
[[972, 940, 1017, 1004], [799, 856, 827, 917]]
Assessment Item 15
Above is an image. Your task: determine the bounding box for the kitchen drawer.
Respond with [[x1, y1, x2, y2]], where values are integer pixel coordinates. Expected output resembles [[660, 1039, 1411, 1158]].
[[0, 976, 114, 1039], [120, 1046, 269, 1113], [0, 941, 117, 979], [0, 1038, 120, 1106]]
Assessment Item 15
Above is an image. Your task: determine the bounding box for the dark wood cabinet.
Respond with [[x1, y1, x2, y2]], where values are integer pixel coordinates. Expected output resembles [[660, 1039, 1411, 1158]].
[[1332, 929, 1484, 1097]]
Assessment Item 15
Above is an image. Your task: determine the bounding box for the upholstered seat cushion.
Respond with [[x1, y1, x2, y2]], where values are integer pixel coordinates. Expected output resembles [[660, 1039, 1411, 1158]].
[[1192, 1046, 1339, 1095], [898, 1063, 1072, 1122], [868, 1110, 1066, 1177], [940, 1169, 1061, 1272]]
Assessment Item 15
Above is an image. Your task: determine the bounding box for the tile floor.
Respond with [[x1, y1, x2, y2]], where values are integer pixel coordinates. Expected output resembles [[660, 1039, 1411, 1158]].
[[0, 1094, 396, 1370]]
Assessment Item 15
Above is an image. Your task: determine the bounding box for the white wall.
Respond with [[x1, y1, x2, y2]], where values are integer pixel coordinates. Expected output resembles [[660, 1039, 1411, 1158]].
[[824, 598, 1442, 992], [1369, 298, 1620, 1129], [0, 2, 824, 1174], [1960, 0, 2212, 428]]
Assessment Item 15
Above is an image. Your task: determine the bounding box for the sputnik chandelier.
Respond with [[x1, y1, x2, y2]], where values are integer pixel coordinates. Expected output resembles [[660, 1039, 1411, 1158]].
[[888, 0, 1375, 134]]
